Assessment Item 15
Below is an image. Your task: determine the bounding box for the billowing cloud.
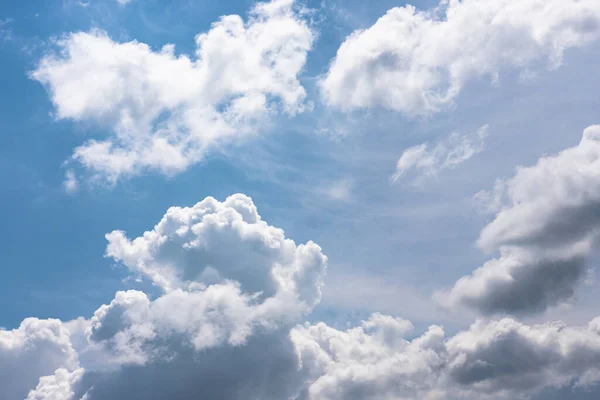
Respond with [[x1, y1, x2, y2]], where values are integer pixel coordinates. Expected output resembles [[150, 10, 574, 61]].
[[32, 0, 313, 184], [294, 315, 600, 400], [13, 194, 327, 400], [393, 125, 488, 183], [0, 318, 79, 400], [321, 0, 600, 115], [4, 194, 600, 399], [442, 125, 600, 315]]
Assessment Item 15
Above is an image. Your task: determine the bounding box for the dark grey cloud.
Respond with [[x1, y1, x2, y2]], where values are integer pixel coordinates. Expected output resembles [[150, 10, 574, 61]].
[[443, 125, 600, 315]]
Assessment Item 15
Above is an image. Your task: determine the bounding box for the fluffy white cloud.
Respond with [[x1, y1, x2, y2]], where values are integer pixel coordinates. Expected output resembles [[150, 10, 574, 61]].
[[294, 315, 600, 400], [7, 193, 600, 399], [26, 369, 86, 400], [393, 125, 488, 183], [321, 0, 600, 115], [27, 193, 327, 400], [0, 318, 79, 400], [32, 0, 313, 184], [442, 125, 600, 315], [104, 193, 327, 308]]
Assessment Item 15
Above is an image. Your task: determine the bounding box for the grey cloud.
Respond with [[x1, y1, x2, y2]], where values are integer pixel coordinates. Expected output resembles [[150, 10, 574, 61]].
[[295, 315, 600, 400], [11, 192, 600, 400], [442, 125, 600, 315]]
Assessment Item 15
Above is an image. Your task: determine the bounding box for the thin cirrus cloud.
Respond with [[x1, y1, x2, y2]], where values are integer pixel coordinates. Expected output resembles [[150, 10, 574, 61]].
[[439, 125, 600, 316], [320, 0, 600, 115], [5, 194, 600, 400], [31, 0, 314, 186], [392, 125, 488, 183]]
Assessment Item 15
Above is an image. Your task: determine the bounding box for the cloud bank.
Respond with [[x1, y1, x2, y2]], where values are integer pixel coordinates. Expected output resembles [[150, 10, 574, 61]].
[[3, 194, 600, 400]]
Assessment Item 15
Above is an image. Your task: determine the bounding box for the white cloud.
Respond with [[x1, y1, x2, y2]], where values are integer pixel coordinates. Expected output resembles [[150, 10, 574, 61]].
[[63, 170, 79, 193], [32, 0, 313, 185], [321, 0, 600, 115], [26, 369, 86, 400], [10, 193, 328, 400], [393, 125, 488, 183], [294, 315, 600, 400], [441, 125, 600, 315], [104, 193, 327, 308], [322, 178, 353, 202], [0, 318, 79, 400], [6, 193, 600, 399]]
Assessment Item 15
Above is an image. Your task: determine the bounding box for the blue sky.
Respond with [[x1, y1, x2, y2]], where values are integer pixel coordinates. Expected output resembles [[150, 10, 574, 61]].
[[3, 0, 600, 399]]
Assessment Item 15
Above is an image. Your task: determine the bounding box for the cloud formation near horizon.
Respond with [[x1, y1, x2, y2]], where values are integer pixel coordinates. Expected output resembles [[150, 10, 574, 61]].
[[3, 194, 600, 400]]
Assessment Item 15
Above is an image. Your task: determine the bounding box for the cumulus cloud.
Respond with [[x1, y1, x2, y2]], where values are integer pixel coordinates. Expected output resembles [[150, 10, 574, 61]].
[[0, 318, 79, 400], [392, 125, 488, 183], [294, 315, 600, 400], [14, 194, 327, 400], [321, 0, 600, 115], [5, 194, 600, 399], [441, 125, 600, 315], [32, 0, 313, 184]]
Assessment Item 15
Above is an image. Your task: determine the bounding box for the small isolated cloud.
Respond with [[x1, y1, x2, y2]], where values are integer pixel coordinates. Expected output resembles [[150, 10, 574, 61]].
[[392, 125, 488, 183], [323, 178, 353, 202], [63, 170, 78, 194], [440, 125, 600, 315], [0, 18, 13, 41], [320, 0, 600, 115], [31, 0, 314, 185]]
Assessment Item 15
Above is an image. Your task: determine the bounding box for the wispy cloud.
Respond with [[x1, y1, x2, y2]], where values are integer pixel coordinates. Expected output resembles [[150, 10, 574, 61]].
[[392, 125, 489, 184]]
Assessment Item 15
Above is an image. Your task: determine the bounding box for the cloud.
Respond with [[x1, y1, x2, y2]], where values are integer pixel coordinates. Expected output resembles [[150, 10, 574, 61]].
[[5, 194, 600, 399], [31, 0, 313, 185], [27, 368, 86, 400], [0, 318, 79, 400], [104, 193, 327, 307], [63, 170, 79, 193], [392, 125, 488, 183], [322, 179, 353, 202], [320, 0, 600, 115], [294, 315, 600, 400], [441, 125, 600, 315], [0, 18, 13, 42], [19, 193, 327, 400]]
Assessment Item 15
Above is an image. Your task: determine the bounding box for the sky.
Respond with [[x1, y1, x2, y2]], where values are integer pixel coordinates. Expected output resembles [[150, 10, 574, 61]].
[[2, 0, 600, 399]]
